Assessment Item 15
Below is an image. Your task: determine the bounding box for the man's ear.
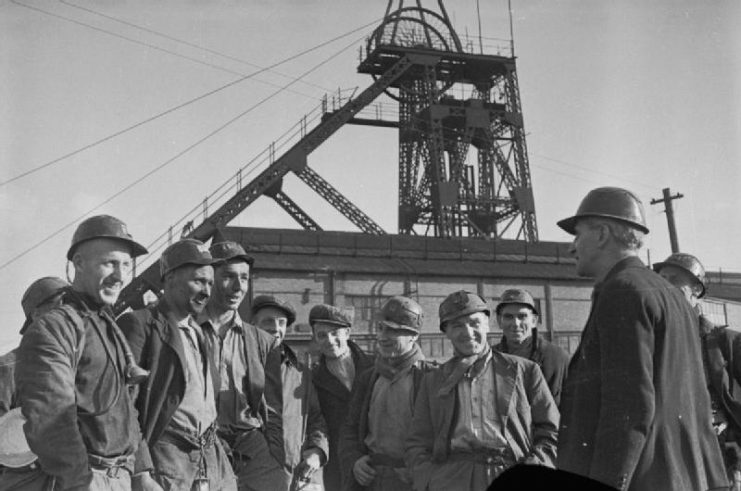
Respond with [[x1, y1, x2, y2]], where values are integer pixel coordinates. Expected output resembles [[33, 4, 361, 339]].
[[595, 222, 611, 248]]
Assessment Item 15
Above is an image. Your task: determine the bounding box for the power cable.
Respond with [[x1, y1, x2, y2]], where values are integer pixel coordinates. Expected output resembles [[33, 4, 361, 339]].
[[57, 0, 332, 93], [531, 154, 655, 193], [0, 5, 379, 187], [0, 34, 365, 271]]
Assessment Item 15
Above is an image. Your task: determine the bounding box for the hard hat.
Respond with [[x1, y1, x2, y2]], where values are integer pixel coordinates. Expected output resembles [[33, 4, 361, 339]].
[[160, 239, 215, 279], [557, 187, 649, 235], [438, 290, 490, 331], [67, 215, 148, 260], [495, 288, 538, 316], [653, 252, 707, 298], [309, 304, 353, 328], [376, 296, 423, 334], [210, 240, 254, 266], [252, 295, 297, 326]]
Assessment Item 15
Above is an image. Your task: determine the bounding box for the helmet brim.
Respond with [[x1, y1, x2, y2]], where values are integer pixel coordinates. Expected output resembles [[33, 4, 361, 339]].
[[67, 236, 148, 260], [378, 319, 419, 334], [653, 261, 707, 298], [557, 214, 649, 235]]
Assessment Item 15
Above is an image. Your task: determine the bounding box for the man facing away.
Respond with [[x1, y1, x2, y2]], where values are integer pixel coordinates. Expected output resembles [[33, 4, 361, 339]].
[[493, 288, 570, 404], [556, 187, 728, 491], [194, 240, 279, 491], [310, 304, 373, 491], [339, 296, 436, 491], [119, 239, 236, 490], [16, 215, 158, 490], [405, 290, 558, 491], [654, 252, 741, 490], [251, 294, 328, 491]]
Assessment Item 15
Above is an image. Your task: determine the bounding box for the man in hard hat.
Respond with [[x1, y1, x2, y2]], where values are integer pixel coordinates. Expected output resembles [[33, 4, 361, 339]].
[[0, 277, 68, 489], [194, 239, 279, 491], [310, 304, 373, 491], [16, 215, 159, 490], [250, 294, 328, 491], [405, 290, 558, 491], [119, 239, 237, 490], [493, 289, 570, 404], [654, 252, 741, 490], [339, 295, 436, 491], [556, 187, 728, 490]]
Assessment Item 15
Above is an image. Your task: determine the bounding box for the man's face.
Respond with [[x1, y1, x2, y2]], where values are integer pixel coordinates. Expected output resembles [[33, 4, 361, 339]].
[[73, 238, 133, 306], [497, 304, 537, 346], [376, 323, 418, 358], [212, 260, 250, 312], [570, 221, 602, 278], [313, 322, 350, 359], [166, 265, 213, 317], [253, 306, 289, 343], [658, 264, 701, 307], [444, 311, 490, 357]]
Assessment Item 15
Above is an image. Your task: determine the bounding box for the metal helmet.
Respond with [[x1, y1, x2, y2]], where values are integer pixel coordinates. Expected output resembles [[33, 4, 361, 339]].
[[438, 290, 490, 331], [377, 296, 423, 334], [557, 187, 649, 235], [67, 215, 148, 260], [495, 288, 538, 316], [653, 252, 707, 298]]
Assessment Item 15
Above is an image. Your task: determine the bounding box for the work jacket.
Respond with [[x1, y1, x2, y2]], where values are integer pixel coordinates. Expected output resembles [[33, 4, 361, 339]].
[[557, 256, 728, 491], [405, 349, 558, 491], [17, 288, 147, 489], [339, 357, 437, 491], [312, 340, 373, 491], [495, 329, 570, 404]]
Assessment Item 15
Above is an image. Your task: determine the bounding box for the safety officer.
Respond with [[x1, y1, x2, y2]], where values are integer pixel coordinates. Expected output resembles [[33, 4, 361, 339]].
[[493, 289, 570, 404], [405, 290, 558, 491], [556, 187, 728, 490], [16, 215, 157, 490], [310, 304, 373, 491], [654, 252, 741, 490], [340, 296, 436, 491]]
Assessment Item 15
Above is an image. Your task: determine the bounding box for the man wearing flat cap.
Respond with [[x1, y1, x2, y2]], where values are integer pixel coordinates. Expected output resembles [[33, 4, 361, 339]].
[[119, 238, 237, 490], [556, 187, 727, 491], [405, 290, 558, 491], [250, 295, 328, 491], [310, 304, 373, 491], [195, 238, 279, 491], [17, 214, 155, 490], [493, 288, 570, 404], [340, 296, 436, 491]]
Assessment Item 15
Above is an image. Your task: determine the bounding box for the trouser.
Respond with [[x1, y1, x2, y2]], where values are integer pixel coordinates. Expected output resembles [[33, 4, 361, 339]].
[[0, 464, 131, 491], [423, 449, 515, 491], [230, 430, 290, 491], [152, 429, 236, 491], [367, 453, 412, 491]]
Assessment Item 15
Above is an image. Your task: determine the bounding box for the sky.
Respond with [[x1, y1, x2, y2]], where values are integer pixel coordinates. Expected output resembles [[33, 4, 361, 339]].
[[1, 0, 740, 352]]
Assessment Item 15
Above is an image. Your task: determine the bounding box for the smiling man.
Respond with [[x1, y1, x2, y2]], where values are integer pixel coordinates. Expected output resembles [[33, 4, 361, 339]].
[[405, 290, 558, 491], [119, 238, 237, 491], [556, 187, 728, 491], [493, 289, 569, 404], [340, 296, 436, 491], [17, 215, 154, 490]]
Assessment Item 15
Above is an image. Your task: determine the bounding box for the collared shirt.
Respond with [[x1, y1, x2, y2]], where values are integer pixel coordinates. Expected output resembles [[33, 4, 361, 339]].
[[200, 311, 262, 433], [450, 351, 507, 451], [364, 366, 415, 460], [326, 351, 355, 391], [169, 315, 217, 436]]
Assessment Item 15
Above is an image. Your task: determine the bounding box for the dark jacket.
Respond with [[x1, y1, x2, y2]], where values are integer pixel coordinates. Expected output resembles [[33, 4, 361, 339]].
[[495, 329, 570, 404], [405, 349, 558, 491], [312, 340, 373, 491], [264, 343, 329, 484], [339, 357, 437, 491], [16, 289, 147, 490], [557, 257, 728, 491]]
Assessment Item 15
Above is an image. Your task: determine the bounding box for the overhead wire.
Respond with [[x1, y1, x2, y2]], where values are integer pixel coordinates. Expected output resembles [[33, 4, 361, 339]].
[[0, 4, 380, 187], [0, 32, 366, 272]]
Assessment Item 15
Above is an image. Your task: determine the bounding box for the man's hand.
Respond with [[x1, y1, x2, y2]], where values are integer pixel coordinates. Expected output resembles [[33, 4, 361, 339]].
[[294, 448, 323, 483], [132, 471, 164, 491], [352, 455, 377, 486], [733, 469, 741, 491]]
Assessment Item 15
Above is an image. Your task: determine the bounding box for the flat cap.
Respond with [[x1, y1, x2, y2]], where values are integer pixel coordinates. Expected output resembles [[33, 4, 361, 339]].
[[210, 240, 254, 266], [496, 288, 538, 315], [309, 304, 352, 328], [252, 294, 296, 326], [160, 239, 215, 279], [439, 290, 490, 331]]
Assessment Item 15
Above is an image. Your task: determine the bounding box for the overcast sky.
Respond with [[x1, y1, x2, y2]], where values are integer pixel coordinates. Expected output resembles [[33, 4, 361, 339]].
[[1, 0, 739, 351]]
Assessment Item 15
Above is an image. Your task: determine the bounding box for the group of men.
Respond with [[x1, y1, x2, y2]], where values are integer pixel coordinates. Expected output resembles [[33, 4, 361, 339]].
[[1, 184, 741, 491]]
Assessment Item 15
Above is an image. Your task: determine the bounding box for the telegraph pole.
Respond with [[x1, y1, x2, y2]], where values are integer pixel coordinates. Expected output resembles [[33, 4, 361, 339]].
[[650, 187, 684, 253]]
